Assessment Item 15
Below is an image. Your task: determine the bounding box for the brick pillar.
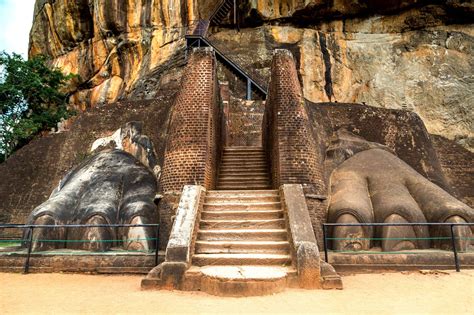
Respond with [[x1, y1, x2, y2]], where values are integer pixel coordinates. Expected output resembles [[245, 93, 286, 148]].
[[158, 47, 221, 249], [264, 49, 328, 247]]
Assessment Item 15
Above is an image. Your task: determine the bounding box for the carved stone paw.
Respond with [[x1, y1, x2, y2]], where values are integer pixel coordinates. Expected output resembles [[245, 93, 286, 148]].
[[25, 150, 157, 252], [328, 148, 473, 252]]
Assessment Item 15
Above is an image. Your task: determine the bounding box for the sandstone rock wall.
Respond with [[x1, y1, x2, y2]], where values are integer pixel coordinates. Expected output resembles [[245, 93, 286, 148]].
[[209, 3, 473, 150], [29, 1, 473, 149], [29, 0, 199, 109]]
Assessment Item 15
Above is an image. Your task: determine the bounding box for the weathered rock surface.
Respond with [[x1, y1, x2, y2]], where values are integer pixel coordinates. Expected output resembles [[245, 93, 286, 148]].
[[210, 18, 473, 150], [29, 1, 473, 150], [29, 0, 197, 109]]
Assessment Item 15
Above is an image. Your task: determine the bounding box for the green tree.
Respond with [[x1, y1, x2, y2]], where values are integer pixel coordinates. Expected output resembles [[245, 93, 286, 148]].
[[0, 52, 74, 162]]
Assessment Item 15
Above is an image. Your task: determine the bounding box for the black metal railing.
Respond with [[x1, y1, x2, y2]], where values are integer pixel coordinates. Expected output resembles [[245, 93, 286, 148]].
[[322, 222, 473, 272], [0, 223, 159, 274]]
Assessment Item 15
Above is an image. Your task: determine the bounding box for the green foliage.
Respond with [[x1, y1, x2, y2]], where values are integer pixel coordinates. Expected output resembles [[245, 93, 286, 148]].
[[0, 52, 74, 162]]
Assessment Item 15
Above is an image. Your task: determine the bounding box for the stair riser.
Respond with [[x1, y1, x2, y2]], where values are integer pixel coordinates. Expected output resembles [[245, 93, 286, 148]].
[[205, 196, 280, 203], [221, 158, 267, 163], [198, 232, 288, 241], [219, 175, 269, 180], [218, 179, 270, 183], [217, 185, 272, 190], [204, 203, 281, 211], [192, 256, 291, 266], [207, 190, 278, 196], [200, 220, 285, 229], [201, 211, 284, 220], [195, 242, 290, 255]]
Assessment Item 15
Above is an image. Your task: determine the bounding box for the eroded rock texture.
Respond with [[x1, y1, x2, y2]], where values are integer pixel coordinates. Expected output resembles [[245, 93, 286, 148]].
[[29, 0, 198, 109], [30, 1, 473, 149]]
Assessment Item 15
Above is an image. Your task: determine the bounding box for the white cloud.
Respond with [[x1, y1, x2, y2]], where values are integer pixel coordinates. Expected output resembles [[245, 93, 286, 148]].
[[0, 0, 36, 57]]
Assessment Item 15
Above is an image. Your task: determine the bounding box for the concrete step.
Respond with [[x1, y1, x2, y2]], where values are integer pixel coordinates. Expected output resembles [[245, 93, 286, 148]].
[[192, 253, 292, 266], [197, 229, 288, 241], [195, 240, 290, 254], [203, 202, 281, 211], [200, 219, 285, 230], [205, 195, 280, 203]]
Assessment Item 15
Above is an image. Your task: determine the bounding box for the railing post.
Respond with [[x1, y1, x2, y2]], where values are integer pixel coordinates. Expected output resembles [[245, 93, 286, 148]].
[[23, 226, 34, 274], [154, 224, 160, 266], [450, 224, 460, 272], [323, 224, 328, 263], [246, 79, 251, 100]]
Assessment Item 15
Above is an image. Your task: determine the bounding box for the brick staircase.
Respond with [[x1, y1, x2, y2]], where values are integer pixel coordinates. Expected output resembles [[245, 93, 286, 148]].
[[182, 146, 297, 296], [217, 147, 271, 190]]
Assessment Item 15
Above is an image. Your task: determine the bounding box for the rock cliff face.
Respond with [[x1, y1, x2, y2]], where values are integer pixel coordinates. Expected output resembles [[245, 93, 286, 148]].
[[29, 0, 199, 109], [29, 0, 473, 149]]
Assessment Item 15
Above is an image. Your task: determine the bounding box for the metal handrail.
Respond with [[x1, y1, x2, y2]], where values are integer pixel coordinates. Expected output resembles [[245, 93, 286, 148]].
[[0, 223, 160, 274], [322, 222, 474, 272], [186, 35, 268, 96]]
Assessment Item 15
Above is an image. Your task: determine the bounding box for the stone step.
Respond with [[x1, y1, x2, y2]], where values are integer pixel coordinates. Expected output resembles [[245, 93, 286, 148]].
[[218, 176, 270, 182], [200, 219, 285, 230], [219, 168, 269, 174], [217, 182, 271, 188], [217, 184, 272, 190], [221, 157, 266, 162], [201, 210, 284, 220], [221, 161, 267, 166], [203, 202, 281, 211], [195, 240, 290, 254], [218, 171, 269, 177], [217, 180, 270, 189], [197, 266, 291, 297], [207, 190, 278, 197], [192, 253, 292, 266], [197, 229, 288, 241], [224, 147, 264, 152], [222, 153, 266, 158], [205, 195, 280, 203]]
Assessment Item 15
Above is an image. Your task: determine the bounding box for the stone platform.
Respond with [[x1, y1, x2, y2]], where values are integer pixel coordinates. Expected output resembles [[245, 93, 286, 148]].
[[328, 250, 474, 273], [0, 247, 164, 274]]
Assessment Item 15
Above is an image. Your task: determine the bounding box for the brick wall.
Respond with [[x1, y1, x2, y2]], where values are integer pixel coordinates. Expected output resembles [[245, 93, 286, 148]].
[[158, 47, 222, 248], [226, 98, 265, 147], [263, 49, 328, 246]]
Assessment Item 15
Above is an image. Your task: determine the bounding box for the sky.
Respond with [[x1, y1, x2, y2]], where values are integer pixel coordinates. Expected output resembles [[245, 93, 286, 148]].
[[0, 0, 36, 57]]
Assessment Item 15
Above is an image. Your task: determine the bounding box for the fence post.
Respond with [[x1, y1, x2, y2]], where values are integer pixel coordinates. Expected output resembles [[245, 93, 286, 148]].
[[154, 225, 160, 266], [23, 226, 34, 274], [450, 224, 460, 272], [322, 224, 328, 263]]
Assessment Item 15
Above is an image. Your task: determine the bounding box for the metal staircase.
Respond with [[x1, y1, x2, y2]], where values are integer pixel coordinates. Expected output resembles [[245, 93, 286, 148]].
[[185, 0, 267, 100], [210, 0, 236, 27]]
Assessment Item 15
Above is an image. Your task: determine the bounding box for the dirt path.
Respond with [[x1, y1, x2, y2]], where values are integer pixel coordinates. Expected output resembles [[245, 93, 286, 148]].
[[1, 270, 473, 314]]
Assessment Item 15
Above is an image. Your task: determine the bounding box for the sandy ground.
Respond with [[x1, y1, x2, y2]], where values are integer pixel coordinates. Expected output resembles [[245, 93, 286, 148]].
[[0, 271, 473, 314]]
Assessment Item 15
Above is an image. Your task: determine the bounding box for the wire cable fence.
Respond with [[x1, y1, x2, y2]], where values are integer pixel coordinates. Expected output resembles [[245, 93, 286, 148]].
[[0, 224, 159, 274], [322, 222, 474, 272]]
